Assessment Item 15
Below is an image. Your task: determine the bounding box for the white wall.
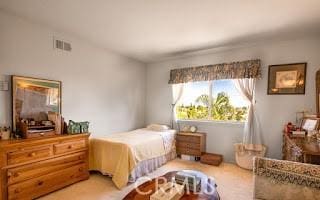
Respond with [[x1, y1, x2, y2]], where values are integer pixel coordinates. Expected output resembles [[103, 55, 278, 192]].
[[146, 38, 320, 162], [0, 11, 146, 136]]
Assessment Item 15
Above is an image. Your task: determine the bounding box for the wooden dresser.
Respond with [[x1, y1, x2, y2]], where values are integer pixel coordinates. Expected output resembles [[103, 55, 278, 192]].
[[0, 133, 90, 200], [176, 132, 206, 159], [283, 132, 320, 164]]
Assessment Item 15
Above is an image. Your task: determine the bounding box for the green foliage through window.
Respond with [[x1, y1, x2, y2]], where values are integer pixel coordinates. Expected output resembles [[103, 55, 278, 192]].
[[176, 92, 248, 121]]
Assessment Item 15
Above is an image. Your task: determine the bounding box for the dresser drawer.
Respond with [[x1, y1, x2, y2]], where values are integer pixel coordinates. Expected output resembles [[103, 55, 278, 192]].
[[7, 152, 86, 185], [8, 163, 89, 200], [7, 145, 53, 166], [177, 135, 200, 144], [54, 139, 86, 155], [177, 147, 201, 156], [177, 141, 200, 150]]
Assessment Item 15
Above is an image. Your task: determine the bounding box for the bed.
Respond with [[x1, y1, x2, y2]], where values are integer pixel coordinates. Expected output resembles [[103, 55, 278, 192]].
[[89, 128, 176, 189]]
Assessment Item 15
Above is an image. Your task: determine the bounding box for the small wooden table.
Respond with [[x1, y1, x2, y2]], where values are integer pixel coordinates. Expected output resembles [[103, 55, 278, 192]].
[[123, 170, 220, 200]]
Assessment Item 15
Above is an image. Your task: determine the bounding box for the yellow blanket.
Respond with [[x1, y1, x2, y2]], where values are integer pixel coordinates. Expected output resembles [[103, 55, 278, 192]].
[[89, 129, 174, 189]]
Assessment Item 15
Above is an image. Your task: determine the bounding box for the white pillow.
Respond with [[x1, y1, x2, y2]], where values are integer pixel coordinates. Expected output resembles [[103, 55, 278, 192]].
[[147, 124, 170, 132]]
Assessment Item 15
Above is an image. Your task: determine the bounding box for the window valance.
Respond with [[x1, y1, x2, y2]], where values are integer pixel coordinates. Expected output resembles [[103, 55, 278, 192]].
[[168, 59, 261, 84]]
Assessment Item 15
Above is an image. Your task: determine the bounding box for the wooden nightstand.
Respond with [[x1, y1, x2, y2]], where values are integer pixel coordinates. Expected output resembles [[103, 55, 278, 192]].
[[176, 132, 206, 160]]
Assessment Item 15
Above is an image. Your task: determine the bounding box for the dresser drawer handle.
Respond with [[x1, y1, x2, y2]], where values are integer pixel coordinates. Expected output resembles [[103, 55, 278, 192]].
[[29, 152, 36, 157], [9, 172, 20, 178], [14, 188, 20, 194], [68, 145, 73, 149], [37, 180, 44, 186], [78, 167, 84, 172]]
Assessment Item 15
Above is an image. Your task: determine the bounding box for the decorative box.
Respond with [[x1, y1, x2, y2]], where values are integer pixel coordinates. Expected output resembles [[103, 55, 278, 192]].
[[150, 182, 184, 200], [79, 121, 89, 133], [200, 153, 223, 166], [68, 120, 81, 134], [292, 131, 306, 137], [68, 120, 90, 134], [175, 171, 201, 192]]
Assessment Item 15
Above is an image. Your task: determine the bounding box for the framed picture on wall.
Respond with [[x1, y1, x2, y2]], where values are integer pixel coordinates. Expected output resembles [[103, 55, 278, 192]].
[[267, 63, 307, 95]]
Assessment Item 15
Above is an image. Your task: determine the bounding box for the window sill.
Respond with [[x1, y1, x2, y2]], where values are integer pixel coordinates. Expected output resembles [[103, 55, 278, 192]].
[[177, 119, 245, 126]]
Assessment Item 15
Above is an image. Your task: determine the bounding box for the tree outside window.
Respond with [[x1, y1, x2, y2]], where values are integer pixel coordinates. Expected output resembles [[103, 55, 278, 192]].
[[175, 80, 248, 122]]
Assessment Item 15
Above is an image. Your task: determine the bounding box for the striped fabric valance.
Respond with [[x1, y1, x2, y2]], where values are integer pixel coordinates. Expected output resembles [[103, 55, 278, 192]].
[[168, 59, 261, 84]]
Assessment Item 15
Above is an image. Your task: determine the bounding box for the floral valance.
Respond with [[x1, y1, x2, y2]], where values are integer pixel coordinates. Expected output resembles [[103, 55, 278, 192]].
[[168, 59, 261, 84]]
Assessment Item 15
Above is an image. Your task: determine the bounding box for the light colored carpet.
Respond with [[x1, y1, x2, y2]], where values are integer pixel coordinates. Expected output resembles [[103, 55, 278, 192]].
[[40, 159, 253, 200]]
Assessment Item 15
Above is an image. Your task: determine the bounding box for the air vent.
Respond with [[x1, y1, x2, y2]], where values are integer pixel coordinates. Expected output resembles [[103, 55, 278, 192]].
[[63, 42, 72, 51], [55, 40, 64, 50], [53, 37, 72, 52]]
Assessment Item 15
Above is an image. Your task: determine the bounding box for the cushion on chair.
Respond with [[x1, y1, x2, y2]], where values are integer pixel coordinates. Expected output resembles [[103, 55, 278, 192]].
[[253, 157, 320, 200]]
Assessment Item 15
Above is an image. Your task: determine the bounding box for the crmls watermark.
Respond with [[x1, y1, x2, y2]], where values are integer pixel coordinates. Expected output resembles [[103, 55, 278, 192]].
[[134, 176, 216, 196]]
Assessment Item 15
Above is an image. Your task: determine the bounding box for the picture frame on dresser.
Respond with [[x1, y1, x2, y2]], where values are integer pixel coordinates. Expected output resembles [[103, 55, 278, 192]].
[[301, 116, 320, 131], [11, 76, 62, 136]]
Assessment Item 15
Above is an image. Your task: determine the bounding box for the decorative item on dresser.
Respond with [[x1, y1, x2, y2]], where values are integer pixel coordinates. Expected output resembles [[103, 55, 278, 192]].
[[176, 132, 206, 160], [0, 127, 11, 140], [68, 120, 90, 134], [0, 133, 90, 200]]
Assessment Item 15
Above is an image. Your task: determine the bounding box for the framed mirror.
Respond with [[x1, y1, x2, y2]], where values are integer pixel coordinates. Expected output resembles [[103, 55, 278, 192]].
[[316, 70, 320, 115], [12, 76, 61, 133]]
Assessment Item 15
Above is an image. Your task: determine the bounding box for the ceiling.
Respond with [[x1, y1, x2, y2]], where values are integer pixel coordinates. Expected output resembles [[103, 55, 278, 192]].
[[1, 0, 320, 62]]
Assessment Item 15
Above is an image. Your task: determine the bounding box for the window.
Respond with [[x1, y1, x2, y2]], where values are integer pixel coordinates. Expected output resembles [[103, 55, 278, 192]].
[[175, 80, 248, 122], [176, 81, 210, 120]]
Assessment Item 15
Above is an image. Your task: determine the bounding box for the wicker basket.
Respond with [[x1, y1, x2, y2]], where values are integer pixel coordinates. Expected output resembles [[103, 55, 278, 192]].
[[234, 143, 267, 170]]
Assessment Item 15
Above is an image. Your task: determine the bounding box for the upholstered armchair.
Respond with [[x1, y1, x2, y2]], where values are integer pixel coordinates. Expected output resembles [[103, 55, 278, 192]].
[[253, 157, 320, 200]]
